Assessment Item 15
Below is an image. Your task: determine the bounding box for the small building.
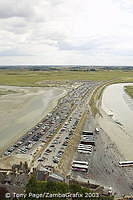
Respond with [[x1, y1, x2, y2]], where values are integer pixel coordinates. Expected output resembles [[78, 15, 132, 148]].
[[48, 173, 64, 183], [36, 167, 50, 181]]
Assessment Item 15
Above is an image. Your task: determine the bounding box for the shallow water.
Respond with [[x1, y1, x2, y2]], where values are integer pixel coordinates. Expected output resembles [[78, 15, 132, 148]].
[[0, 86, 65, 152], [101, 83, 133, 137], [98, 83, 133, 160]]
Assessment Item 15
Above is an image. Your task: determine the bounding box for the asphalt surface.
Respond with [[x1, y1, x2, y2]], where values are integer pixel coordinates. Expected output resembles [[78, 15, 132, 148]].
[[71, 116, 133, 196]]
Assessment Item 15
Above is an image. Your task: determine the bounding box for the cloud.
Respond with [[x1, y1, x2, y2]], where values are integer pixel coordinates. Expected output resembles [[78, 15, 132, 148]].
[[0, 0, 37, 19], [56, 37, 106, 52], [48, 0, 64, 6], [0, 0, 133, 65], [0, 48, 31, 56], [115, 0, 133, 12], [0, 18, 29, 35]]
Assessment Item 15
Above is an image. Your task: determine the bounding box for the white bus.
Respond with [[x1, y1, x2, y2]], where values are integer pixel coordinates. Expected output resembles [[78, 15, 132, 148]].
[[78, 150, 92, 154], [72, 160, 88, 166], [119, 161, 133, 167], [81, 136, 92, 139], [78, 144, 93, 148], [72, 164, 88, 172], [78, 147, 92, 151], [82, 131, 93, 135]]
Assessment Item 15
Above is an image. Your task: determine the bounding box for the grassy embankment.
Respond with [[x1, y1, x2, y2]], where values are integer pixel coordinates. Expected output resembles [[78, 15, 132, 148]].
[[124, 86, 133, 98], [0, 89, 17, 96], [0, 70, 133, 87], [89, 80, 117, 116], [89, 77, 133, 116]]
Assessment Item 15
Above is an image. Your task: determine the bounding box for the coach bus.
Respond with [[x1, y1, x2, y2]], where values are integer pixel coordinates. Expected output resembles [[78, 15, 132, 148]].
[[119, 161, 133, 167], [78, 147, 92, 151], [72, 160, 88, 166], [78, 144, 93, 148], [78, 149, 92, 154], [72, 164, 88, 172]]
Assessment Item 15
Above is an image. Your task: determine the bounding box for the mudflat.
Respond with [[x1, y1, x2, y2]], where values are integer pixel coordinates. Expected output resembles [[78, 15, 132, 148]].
[[0, 86, 65, 153], [99, 83, 133, 160]]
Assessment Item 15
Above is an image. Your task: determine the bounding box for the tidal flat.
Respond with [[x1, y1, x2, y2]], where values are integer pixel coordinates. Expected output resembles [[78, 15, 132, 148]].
[[0, 86, 66, 153]]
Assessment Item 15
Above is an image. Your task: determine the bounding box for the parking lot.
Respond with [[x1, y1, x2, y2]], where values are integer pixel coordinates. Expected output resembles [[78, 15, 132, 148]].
[[34, 81, 99, 170], [71, 116, 133, 196], [2, 81, 99, 169]]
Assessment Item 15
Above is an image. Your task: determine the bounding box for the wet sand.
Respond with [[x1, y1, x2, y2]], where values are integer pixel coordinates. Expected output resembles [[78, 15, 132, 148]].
[[101, 83, 133, 136], [98, 109, 133, 160], [0, 86, 66, 153], [98, 83, 133, 161], [96, 84, 133, 195]]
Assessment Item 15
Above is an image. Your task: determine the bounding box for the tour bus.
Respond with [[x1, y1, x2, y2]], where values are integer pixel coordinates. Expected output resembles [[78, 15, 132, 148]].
[[82, 131, 93, 135], [72, 164, 88, 172], [78, 149, 92, 154], [78, 147, 92, 151], [72, 160, 88, 172], [72, 160, 88, 166], [78, 144, 93, 148], [119, 161, 133, 167], [81, 135, 93, 139]]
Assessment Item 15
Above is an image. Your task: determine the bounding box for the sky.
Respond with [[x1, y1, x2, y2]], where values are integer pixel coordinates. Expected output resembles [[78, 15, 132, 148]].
[[0, 0, 133, 66]]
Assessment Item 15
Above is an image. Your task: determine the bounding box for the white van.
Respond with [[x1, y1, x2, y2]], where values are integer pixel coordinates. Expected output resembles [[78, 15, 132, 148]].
[[95, 128, 99, 133]]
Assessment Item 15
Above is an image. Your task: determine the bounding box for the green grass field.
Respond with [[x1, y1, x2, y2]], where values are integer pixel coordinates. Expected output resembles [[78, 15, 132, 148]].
[[0, 70, 133, 86], [124, 86, 133, 98]]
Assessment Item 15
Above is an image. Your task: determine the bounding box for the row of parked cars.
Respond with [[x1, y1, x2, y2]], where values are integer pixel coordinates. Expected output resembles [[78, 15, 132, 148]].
[[50, 84, 97, 165], [3, 82, 96, 158], [45, 118, 79, 164], [38, 105, 85, 166]]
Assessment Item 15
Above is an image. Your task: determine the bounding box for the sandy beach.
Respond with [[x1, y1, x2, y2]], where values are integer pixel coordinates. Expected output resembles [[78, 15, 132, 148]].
[[0, 86, 66, 154]]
